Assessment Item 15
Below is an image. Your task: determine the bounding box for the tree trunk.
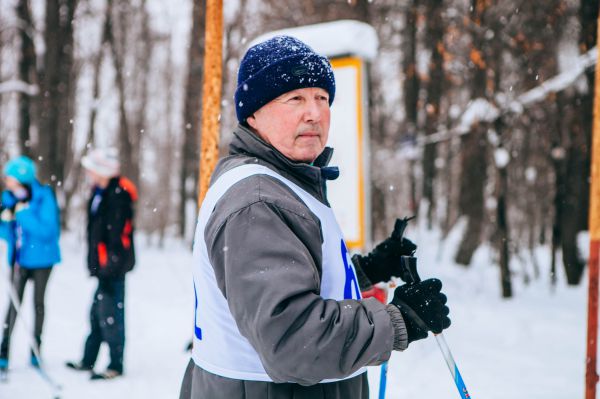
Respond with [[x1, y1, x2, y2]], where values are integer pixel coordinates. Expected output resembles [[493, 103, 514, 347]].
[[16, 0, 35, 158], [559, 0, 599, 285], [455, 125, 487, 266], [180, 0, 206, 238], [131, 0, 151, 189], [403, 0, 420, 217], [37, 0, 78, 189], [105, 0, 138, 185], [62, 16, 107, 229], [560, 93, 588, 285], [422, 0, 444, 228], [496, 159, 512, 297], [455, 0, 489, 266]]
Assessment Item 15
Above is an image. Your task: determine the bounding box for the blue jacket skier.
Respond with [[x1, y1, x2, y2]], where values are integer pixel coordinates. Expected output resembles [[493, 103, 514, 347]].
[[0, 156, 61, 373]]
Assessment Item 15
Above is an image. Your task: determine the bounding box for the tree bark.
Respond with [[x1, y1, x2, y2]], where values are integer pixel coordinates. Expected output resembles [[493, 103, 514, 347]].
[[180, 0, 206, 237], [37, 0, 78, 189], [455, 0, 489, 266], [403, 0, 420, 217], [107, 0, 133, 184], [422, 0, 444, 228], [16, 0, 35, 158]]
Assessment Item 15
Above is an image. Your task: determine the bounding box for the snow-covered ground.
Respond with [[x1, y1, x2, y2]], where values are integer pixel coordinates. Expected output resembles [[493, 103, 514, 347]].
[[0, 224, 592, 399]]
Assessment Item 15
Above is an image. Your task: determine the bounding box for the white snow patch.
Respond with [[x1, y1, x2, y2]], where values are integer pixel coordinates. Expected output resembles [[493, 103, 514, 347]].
[[577, 231, 590, 262]]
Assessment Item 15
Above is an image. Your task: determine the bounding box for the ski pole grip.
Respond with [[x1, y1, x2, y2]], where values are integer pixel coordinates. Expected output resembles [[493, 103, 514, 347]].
[[399, 256, 421, 284]]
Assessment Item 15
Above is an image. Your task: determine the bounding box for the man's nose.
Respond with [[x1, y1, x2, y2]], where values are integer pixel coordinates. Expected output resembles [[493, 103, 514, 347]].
[[302, 99, 322, 123]]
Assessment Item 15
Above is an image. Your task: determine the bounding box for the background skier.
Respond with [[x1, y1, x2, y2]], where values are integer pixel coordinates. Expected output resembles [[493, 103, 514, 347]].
[[0, 156, 61, 378], [66, 148, 137, 380]]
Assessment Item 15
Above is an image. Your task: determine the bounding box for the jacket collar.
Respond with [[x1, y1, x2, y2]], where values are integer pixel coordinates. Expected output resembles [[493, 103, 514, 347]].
[[229, 124, 338, 202]]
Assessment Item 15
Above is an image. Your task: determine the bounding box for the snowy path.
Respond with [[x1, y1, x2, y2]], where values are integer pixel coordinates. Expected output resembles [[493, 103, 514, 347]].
[[0, 233, 193, 399], [0, 228, 591, 398]]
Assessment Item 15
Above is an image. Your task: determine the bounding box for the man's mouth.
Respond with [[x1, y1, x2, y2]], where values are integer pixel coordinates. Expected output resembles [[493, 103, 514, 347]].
[[297, 129, 320, 138]]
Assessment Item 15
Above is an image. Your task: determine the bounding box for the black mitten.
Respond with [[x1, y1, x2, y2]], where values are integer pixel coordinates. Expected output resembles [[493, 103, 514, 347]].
[[390, 278, 451, 344], [352, 218, 417, 284]]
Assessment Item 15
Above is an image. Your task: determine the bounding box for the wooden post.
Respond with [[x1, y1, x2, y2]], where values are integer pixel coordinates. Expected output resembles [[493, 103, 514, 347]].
[[585, 16, 600, 399], [198, 0, 223, 206]]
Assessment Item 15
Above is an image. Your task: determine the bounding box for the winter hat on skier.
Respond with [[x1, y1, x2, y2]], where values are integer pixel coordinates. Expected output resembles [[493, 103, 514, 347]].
[[235, 35, 336, 123], [82, 147, 120, 178], [3, 156, 37, 185]]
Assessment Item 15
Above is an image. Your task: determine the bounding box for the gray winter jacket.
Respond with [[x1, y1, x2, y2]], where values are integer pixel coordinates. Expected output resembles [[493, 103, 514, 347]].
[[180, 125, 406, 399]]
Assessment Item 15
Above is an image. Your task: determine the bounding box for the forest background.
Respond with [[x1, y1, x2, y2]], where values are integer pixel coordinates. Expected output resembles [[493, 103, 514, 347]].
[[0, 0, 596, 297]]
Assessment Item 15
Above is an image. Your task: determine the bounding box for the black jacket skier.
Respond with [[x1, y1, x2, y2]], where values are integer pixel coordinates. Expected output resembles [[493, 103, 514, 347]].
[[86, 176, 137, 279]]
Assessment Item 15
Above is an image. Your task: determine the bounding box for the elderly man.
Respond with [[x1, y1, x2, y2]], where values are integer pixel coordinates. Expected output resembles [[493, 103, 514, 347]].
[[180, 36, 451, 399]]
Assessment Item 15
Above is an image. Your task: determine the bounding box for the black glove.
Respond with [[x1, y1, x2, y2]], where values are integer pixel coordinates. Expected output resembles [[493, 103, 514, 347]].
[[391, 278, 451, 344], [352, 218, 417, 284]]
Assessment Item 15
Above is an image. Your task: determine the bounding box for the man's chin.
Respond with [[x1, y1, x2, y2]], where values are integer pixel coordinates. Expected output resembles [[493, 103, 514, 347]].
[[291, 152, 320, 164]]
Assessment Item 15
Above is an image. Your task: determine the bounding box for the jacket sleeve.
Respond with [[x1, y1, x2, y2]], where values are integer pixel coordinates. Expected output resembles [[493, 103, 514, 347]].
[[206, 200, 394, 385], [14, 187, 60, 240]]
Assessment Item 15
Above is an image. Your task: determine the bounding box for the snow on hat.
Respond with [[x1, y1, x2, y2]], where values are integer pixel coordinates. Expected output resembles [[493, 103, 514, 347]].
[[234, 35, 336, 123], [81, 147, 120, 178], [3, 156, 37, 185]]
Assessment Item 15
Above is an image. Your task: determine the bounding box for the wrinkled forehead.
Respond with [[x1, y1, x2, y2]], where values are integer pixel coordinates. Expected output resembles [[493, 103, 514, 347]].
[[273, 87, 330, 102]]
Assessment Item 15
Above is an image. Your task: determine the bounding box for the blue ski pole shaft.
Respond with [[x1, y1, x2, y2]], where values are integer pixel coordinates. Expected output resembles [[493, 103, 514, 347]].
[[378, 360, 388, 399], [434, 332, 471, 399], [398, 255, 472, 399]]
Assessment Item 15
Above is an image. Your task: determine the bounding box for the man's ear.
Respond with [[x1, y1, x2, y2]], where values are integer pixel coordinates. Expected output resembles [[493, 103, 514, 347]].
[[246, 114, 257, 130]]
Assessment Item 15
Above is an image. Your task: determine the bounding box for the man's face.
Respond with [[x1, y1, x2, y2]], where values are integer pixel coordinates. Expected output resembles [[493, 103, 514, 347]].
[[247, 87, 331, 163], [85, 169, 110, 188]]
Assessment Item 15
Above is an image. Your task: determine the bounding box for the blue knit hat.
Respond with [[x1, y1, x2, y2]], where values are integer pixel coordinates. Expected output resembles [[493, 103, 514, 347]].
[[3, 156, 37, 185], [235, 36, 336, 123]]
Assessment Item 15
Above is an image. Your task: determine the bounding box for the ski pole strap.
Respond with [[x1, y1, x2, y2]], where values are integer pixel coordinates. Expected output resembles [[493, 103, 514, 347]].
[[435, 333, 472, 399], [399, 256, 420, 283]]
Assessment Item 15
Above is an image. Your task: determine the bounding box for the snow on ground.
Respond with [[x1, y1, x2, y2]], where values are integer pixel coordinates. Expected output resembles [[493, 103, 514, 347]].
[[0, 223, 593, 399], [0, 232, 193, 399]]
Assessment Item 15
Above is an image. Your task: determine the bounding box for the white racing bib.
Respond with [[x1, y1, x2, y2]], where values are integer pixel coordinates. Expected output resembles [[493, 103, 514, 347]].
[[191, 164, 364, 382]]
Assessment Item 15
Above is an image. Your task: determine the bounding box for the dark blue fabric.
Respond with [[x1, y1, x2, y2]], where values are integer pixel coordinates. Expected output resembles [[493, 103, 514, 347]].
[[82, 278, 126, 373], [235, 36, 335, 123], [321, 166, 340, 181]]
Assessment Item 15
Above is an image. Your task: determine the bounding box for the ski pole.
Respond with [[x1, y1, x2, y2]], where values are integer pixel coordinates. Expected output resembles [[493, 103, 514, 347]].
[[378, 360, 388, 399], [1, 263, 62, 399], [434, 333, 470, 399], [399, 255, 472, 399]]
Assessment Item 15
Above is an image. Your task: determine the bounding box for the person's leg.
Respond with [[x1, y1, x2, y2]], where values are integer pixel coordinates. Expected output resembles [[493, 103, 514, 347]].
[[98, 277, 125, 374], [81, 282, 103, 368], [0, 266, 29, 364], [30, 267, 52, 365]]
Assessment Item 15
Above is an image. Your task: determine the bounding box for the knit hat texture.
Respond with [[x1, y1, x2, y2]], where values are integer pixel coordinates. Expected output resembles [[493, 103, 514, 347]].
[[235, 35, 336, 123], [3, 156, 37, 185], [81, 147, 121, 178]]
